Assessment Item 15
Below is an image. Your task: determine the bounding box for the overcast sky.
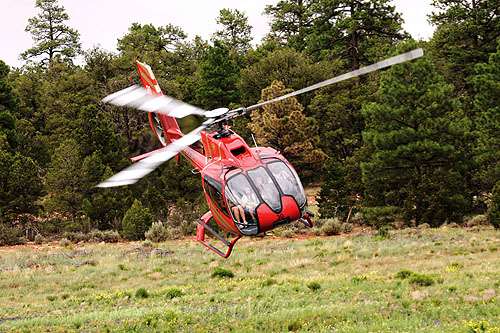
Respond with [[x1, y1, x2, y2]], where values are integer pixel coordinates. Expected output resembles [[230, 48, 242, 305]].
[[1, 0, 436, 69]]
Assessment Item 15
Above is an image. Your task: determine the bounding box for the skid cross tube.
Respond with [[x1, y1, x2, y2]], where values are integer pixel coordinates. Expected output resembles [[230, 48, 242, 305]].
[[196, 218, 241, 258]]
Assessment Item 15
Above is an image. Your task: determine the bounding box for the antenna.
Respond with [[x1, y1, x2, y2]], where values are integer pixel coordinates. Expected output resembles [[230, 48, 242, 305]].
[[251, 134, 260, 152]]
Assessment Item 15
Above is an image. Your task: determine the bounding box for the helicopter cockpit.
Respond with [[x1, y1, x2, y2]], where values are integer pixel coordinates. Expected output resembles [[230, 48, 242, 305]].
[[224, 160, 307, 235]]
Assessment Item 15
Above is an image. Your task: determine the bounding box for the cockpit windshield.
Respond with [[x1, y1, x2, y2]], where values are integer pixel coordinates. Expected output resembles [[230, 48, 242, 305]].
[[267, 161, 306, 207], [247, 167, 281, 211], [224, 161, 306, 230]]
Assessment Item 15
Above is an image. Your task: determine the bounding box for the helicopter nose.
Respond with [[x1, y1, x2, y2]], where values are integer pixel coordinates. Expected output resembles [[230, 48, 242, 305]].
[[256, 196, 301, 232]]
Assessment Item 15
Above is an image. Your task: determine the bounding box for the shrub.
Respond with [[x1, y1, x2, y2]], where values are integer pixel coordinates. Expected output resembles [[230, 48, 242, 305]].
[[375, 226, 392, 240], [211, 267, 234, 278], [165, 288, 184, 299], [319, 218, 343, 236], [145, 221, 170, 243], [307, 281, 321, 291], [59, 238, 72, 247], [122, 199, 154, 241], [408, 273, 434, 286], [0, 224, 26, 246], [141, 240, 154, 248], [101, 230, 121, 243], [489, 181, 500, 229], [280, 229, 295, 238], [135, 288, 149, 298], [395, 269, 434, 286], [34, 234, 45, 245], [464, 214, 488, 227]]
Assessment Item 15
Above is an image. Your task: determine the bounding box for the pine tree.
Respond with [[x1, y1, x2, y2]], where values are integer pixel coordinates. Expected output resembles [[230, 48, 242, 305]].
[[21, 0, 81, 65], [428, 0, 500, 94], [212, 9, 253, 54], [264, 0, 316, 51], [473, 41, 500, 192], [121, 199, 154, 241], [490, 181, 500, 229], [195, 42, 241, 110], [361, 41, 471, 226], [248, 80, 325, 181], [308, 0, 407, 66]]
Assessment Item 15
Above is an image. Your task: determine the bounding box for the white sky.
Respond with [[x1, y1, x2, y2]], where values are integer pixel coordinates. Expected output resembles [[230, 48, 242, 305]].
[[1, 0, 435, 69]]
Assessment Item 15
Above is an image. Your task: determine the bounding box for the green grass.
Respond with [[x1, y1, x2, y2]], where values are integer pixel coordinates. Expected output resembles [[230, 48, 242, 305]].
[[1, 226, 500, 331]]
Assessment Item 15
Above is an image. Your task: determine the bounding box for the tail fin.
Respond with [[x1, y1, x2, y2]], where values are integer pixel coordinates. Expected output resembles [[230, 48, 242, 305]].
[[136, 61, 182, 148]]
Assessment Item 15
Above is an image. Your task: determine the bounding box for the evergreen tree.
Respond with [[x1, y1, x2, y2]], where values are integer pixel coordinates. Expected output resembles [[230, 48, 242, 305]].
[[361, 41, 471, 226], [21, 0, 81, 65], [308, 0, 408, 67], [473, 41, 500, 193], [264, 0, 317, 51], [248, 80, 325, 181], [212, 9, 253, 54], [196, 42, 241, 110], [121, 199, 154, 241], [490, 181, 500, 229], [317, 159, 356, 219], [117, 23, 187, 54], [428, 0, 500, 94]]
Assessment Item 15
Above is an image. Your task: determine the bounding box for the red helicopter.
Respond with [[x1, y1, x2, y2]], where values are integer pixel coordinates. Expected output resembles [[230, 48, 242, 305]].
[[98, 48, 423, 258]]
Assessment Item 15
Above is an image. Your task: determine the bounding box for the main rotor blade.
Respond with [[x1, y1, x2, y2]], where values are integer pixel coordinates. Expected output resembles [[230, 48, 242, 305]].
[[96, 120, 213, 188], [102, 85, 207, 118], [244, 48, 424, 113]]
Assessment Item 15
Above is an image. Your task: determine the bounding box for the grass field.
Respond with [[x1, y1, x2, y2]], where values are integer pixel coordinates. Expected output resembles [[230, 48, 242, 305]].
[[1, 226, 500, 332]]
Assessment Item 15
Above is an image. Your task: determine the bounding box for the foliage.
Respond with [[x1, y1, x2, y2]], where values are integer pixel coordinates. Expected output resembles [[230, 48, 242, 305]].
[[318, 217, 343, 236], [473, 41, 500, 193], [196, 41, 241, 110], [145, 222, 171, 243], [164, 288, 184, 299], [135, 288, 149, 299], [121, 199, 154, 241], [428, 0, 500, 93], [361, 41, 471, 227], [318, 159, 355, 219], [211, 267, 234, 278], [212, 9, 253, 54], [361, 206, 400, 229], [489, 181, 500, 229], [0, 224, 26, 246], [395, 269, 434, 286], [21, 0, 81, 64], [248, 80, 325, 182]]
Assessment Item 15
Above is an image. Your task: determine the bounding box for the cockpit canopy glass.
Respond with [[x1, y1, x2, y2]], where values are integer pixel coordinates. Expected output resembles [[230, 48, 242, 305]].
[[225, 174, 260, 211], [267, 161, 306, 207], [247, 167, 281, 211]]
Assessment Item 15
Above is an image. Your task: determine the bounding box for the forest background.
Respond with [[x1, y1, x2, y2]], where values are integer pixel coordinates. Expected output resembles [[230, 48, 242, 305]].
[[1, 0, 500, 245]]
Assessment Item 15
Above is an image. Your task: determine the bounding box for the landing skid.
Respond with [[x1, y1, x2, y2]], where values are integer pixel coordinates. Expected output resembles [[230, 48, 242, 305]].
[[196, 212, 241, 258]]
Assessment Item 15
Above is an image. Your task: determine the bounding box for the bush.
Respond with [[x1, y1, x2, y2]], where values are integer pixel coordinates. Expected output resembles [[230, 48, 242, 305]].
[[489, 181, 500, 229], [0, 224, 26, 246], [135, 288, 149, 298], [141, 240, 154, 248], [464, 215, 489, 227], [280, 229, 295, 238], [145, 221, 171, 243], [375, 226, 392, 240], [34, 234, 45, 244], [319, 218, 343, 236], [395, 269, 434, 286], [165, 288, 184, 299], [211, 267, 234, 278], [307, 281, 321, 291], [122, 199, 154, 241]]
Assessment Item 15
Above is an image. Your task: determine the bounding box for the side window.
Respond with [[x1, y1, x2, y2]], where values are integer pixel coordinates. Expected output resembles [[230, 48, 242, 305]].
[[204, 176, 229, 217]]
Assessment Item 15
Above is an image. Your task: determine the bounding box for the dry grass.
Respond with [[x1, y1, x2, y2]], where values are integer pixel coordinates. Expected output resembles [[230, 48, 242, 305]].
[[1, 226, 500, 331]]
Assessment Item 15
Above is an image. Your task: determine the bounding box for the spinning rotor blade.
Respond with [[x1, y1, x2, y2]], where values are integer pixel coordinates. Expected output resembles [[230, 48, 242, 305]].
[[102, 85, 207, 118], [244, 48, 424, 113], [96, 121, 213, 188]]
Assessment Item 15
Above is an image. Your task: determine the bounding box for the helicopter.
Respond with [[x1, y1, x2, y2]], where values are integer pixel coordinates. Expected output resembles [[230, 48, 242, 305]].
[[97, 48, 423, 258]]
